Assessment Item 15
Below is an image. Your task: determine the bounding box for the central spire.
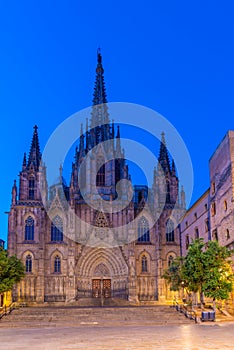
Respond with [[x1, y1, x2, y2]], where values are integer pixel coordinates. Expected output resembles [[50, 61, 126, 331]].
[[92, 49, 107, 106], [90, 50, 110, 130]]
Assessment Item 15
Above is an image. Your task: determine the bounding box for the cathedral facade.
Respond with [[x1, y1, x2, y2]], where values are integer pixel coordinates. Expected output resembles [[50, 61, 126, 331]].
[[7, 53, 186, 304]]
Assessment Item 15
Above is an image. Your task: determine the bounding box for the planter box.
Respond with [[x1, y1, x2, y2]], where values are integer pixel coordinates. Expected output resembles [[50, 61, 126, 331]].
[[201, 311, 215, 322]]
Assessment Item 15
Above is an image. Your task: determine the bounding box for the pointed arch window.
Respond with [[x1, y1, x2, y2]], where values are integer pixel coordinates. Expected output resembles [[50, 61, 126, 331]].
[[166, 219, 175, 242], [96, 158, 105, 186], [29, 176, 35, 200], [141, 255, 148, 272], [166, 180, 171, 203], [138, 217, 150, 243], [25, 216, 34, 241], [25, 254, 32, 273], [54, 255, 61, 273], [51, 216, 63, 242]]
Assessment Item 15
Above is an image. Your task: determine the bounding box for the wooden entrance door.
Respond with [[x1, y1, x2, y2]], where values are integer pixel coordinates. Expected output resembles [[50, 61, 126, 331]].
[[92, 279, 111, 298], [103, 279, 111, 298], [92, 279, 101, 298]]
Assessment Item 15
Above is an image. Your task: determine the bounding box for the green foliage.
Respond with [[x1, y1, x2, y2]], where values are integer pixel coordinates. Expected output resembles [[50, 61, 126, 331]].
[[163, 238, 234, 302], [0, 248, 25, 293], [202, 240, 234, 301], [163, 257, 184, 291], [182, 238, 205, 294]]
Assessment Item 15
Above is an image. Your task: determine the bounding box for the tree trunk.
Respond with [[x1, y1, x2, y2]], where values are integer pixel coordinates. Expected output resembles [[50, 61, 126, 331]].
[[213, 298, 216, 311], [200, 291, 205, 308]]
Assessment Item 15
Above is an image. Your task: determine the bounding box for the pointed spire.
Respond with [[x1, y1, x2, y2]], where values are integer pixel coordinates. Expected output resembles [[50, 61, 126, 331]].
[[92, 49, 107, 106], [90, 50, 110, 130], [11, 179, 17, 206], [116, 125, 121, 155], [79, 123, 85, 157], [22, 152, 27, 170], [116, 125, 120, 138], [181, 185, 186, 209], [27, 125, 41, 171], [59, 164, 63, 183], [112, 119, 115, 138], [158, 132, 171, 174], [85, 118, 91, 151], [171, 159, 176, 176]]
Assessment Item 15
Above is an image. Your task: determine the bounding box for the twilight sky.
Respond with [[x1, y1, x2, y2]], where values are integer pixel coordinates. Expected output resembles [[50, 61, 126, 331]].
[[0, 1, 234, 243]]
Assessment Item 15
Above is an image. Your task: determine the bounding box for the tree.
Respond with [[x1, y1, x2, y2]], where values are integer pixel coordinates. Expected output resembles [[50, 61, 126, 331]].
[[202, 240, 234, 309], [182, 238, 206, 305], [0, 248, 25, 293], [163, 238, 234, 309]]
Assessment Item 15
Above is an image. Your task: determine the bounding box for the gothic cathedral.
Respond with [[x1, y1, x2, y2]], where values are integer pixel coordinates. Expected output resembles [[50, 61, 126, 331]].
[[7, 52, 186, 304]]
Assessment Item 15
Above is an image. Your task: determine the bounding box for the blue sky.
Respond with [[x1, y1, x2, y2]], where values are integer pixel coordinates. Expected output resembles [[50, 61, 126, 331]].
[[0, 1, 234, 243]]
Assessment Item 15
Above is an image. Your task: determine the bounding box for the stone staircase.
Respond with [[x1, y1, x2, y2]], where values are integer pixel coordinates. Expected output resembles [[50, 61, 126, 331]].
[[0, 305, 193, 328], [70, 297, 135, 307]]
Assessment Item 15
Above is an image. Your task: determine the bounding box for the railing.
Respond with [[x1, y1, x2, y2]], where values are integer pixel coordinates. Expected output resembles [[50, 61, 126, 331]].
[[172, 299, 199, 323], [0, 303, 16, 320], [76, 288, 128, 300]]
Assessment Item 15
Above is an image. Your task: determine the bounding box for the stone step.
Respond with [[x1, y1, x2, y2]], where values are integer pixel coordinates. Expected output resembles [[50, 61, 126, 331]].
[[0, 305, 192, 327]]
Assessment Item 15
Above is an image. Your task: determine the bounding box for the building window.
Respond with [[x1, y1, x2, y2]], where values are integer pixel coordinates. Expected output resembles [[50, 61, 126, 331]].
[[138, 217, 150, 243], [226, 229, 230, 240], [195, 227, 199, 239], [194, 213, 197, 220], [211, 202, 216, 216], [212, 229, 218, 241], [185, 221, 188, 228], [54, 255, 61, 273], [168, 255, 174, 267], [141, 255, 148, 273], [224, 200, 228, 211], [29, 177, 35, 200], [51, 216, 63, 242], [25, 255, 32, 273], [25, 216, 34, 241], [205, 219, 210, 233], [96, 158, 105, 186], [166, 219, 175, 242], [166, 180, 171, 202], [186, 235, 190, 249], [212, 182, 216, 194], [204, 204, 208, 211]]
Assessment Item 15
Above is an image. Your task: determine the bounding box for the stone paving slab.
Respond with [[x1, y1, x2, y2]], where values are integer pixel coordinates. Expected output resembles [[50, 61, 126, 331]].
[[1, 324, 234, 350]]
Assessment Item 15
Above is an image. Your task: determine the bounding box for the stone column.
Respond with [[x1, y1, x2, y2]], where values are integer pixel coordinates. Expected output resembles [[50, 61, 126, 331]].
[[128, 255, 138, 303]]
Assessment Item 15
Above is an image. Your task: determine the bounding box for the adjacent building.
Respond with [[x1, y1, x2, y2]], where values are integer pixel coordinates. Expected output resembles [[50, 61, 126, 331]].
[[181, 131, 234, 258]]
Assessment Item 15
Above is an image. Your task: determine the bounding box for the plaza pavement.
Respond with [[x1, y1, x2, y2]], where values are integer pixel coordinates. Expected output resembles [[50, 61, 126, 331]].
[[0, 305, 234, 349]]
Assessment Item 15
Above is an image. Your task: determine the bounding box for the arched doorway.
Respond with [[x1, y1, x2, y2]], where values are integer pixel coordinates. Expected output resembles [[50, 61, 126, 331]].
[[92, 263, 111, 298], [76, 247, 129, 301]]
